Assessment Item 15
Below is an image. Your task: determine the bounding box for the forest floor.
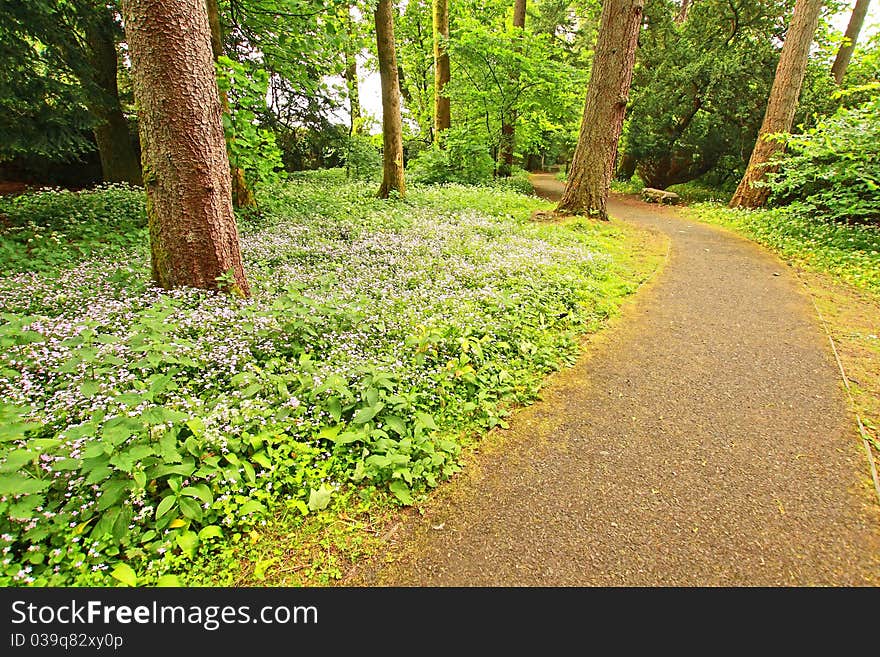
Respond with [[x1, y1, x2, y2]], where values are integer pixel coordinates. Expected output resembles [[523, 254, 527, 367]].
[[347, 173, 880, 585]]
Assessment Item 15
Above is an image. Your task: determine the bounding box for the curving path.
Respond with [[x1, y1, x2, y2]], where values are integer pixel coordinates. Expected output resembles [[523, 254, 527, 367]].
[[354, 174, 879, 585]]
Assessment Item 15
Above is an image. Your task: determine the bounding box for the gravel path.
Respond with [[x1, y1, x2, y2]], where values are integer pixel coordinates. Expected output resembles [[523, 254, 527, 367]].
[[354, 175, 879, 585]]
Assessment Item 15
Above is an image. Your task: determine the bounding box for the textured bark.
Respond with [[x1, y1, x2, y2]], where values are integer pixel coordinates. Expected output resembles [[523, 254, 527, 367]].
[[497, 0, 527, 176], [206, 0, 255, 209], [556, 0, 644, 219], [831, 0, 871, 85], [375, 0, 406, 198], [122, 0, 250, 295], [84, 12, 142, 185], [433, 0, 451, 143], [729, 0, 822, 209]]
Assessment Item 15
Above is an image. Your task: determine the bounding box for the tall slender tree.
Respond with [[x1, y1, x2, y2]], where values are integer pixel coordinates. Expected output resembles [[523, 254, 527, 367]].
[[433, 0, 451, 142], [556, 0, 644, 219], [121, 0, 250, 295], [498, 0, 527, 176], [831, 0, 872, 84], [375, 0, 406, 198], [343, 5, 363, 135], [729, 0, 822, 209]]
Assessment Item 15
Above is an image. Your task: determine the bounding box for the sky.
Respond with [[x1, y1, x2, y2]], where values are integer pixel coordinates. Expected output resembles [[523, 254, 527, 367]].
[[348, 2, 880, 127]]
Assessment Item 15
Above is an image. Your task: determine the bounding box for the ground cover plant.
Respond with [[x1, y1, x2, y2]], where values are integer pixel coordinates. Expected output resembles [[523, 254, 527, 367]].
[[0, 171, 643, 585]]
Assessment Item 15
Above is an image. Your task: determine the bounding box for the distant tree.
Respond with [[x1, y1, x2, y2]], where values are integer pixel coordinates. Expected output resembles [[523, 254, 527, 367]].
[[433, 0, 451, 141], [831, 0, 872, 84], [0, 1, 142, 184], [121, 0, 250, 294], [375, 0, 406, 197], [730, 0, 823, 209], [497, 0, 527, 176], [556, 0, 644, 219]]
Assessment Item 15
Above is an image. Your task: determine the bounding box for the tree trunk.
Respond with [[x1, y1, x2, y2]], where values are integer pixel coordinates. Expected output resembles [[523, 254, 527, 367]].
[[433, 0, 451, 143], [498, 0, 527, 176], [344, 7, 362, 135], [375, 0, 406, 198], [83, 11, 143, 185], [729, 0, 822, 209], [831, 0, 871, 85], [205, 0, 256, 209], [556, 0, 644, 219], [121, 0, 250, 296], [675, 0, 690, 24]]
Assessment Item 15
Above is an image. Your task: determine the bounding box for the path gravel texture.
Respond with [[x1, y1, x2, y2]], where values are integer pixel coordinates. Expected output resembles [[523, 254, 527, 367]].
[[355, 175, 880, 586]]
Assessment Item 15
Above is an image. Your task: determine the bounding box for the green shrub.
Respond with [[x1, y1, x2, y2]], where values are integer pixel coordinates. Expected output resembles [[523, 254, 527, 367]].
[[768, 91, 880, 225], [408, 127, 495, 185]]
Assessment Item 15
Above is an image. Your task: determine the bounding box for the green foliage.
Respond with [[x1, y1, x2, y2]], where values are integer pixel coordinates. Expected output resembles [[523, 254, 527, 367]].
[[767, 91, 880, 225], [623, 0, 791, 189], [216, 56, 284, 190], [408, 127, 495, 185], [0, 185, 147, 272], [0, 173, 638, 585], [689, 203, 880, 292]]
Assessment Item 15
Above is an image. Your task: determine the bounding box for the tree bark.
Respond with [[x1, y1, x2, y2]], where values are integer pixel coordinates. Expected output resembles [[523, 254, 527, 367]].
[[831, 0, 871, 85], [729, 0, 822, 209], [121, 0, 250, 295], [675, 0, 690, 24], [556, 0, 644, 219], [375, 0, 406, 198], [205, 0, 255, 209], [433, 0, 451, 143], [83, 11, 143, 185], [498, 0, 527, 176]]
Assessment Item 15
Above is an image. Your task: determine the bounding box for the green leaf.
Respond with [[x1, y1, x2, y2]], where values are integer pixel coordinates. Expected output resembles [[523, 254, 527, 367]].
[[251, 451, 272, 468], [0, 449, 35, 473], [178, 496, 203, 521], [384, 415, 407, 436], [352, 403, 384, 424], [111, 563, 138, 587], [198, 525, 223, 540], [80, 380, 100, 398], [181, 484, 212, 506], [155, 495, 176, 520], [0, 474, 50, 496], [317, 424, 342, 442], [326, 397, 342, 422], [239, 499, 265, 515], [389, 480, 413, 505], [308, 485, 333, 511], [156, 574, 181, 587], [175, 530, 199, 556], [415, 412, 437, 431]]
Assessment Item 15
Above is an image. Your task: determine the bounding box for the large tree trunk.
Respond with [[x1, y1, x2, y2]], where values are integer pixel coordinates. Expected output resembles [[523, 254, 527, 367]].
[[121, 0, 250, 296], [83, 11, 143, 185], [729, 0, 822, 209], [433, 0, 451, 143], [556, 0, 644, 219], [375, 0, 406, 198], [497, 0, 527, 176], [206, 0, 256, 209], [831, 0, 871, 85]]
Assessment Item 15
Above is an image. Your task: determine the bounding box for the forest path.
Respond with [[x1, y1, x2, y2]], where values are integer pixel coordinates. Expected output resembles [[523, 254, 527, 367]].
[[351, 173, 879, 585]]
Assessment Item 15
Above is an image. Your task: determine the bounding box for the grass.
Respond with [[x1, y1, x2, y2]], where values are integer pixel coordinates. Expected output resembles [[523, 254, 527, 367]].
[[0, 171, 661, 586]]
